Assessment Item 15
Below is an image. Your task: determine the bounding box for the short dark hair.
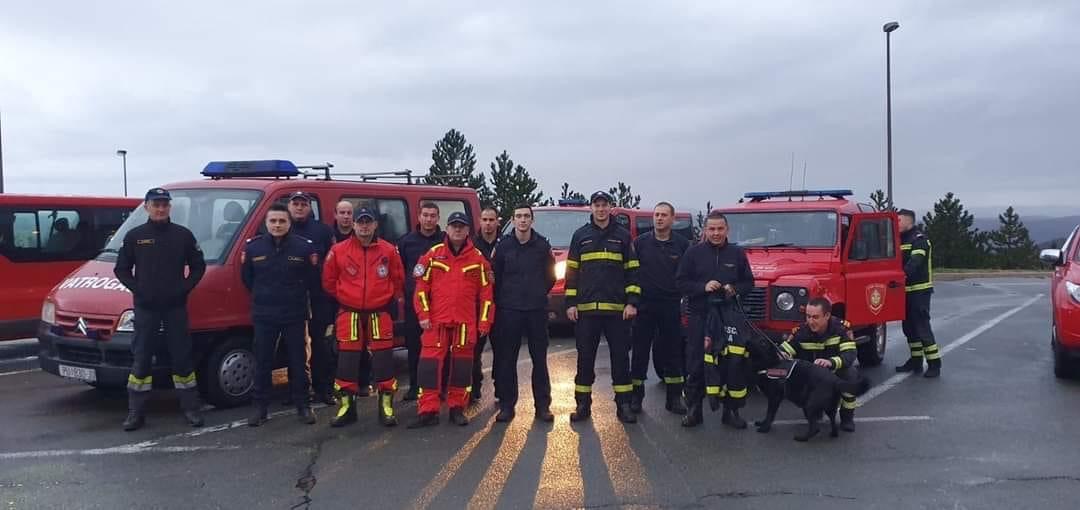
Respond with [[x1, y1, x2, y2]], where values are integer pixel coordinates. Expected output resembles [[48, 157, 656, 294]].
[[898, 209, 916, 221], [481, 206, 499, 216], [655, 202, 675, 215], [705, 210, 728, 224], [268, 203, 289, 215], [512, 204, 534, 216], [419, 201, 440, 214], [807, 297, 832, 314]]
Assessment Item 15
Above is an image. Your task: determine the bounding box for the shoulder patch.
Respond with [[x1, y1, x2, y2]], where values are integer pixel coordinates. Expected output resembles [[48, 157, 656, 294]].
[[412, 263, 426, 278]]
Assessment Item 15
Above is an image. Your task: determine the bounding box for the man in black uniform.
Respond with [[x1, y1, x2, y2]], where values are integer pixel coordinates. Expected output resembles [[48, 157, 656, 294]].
[[780, 297, 859, 432], [630, 202, 690, 415], [895, 208, 942, 378], [242, 204, 320, 426], [471, 206, 501, 404], [286, 191, 338, 406], [114, 188, 207, 431], [565, 191, 641, 424], [333, 200, 354, 243], [492, 204, 556, 422], [676, 211, 754, 428], [397, 201, 443, 401]]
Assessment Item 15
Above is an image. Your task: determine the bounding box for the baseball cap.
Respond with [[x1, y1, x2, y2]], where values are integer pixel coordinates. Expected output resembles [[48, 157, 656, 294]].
[[287, 191, 311, 202], [144, 188, 171, 201], [447, 211, 471, 226], [354, 207, 377, 221], [590, 190, 614, 204]]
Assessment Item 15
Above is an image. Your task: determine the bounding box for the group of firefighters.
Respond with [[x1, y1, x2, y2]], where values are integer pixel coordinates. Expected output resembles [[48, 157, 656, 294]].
[[113, 187, 940, 433]]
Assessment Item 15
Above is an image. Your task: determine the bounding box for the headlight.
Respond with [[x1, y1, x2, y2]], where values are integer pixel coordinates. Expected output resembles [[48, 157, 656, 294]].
[[1067, 281, 1080, 304], [554, 260, 567, 280], [116, 310, 136, 332], [776, 291, 795, 311], [41, 301, 56, 325]]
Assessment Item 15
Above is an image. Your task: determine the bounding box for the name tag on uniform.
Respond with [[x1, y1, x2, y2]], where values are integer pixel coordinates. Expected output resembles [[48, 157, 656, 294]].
[[251, 255, 267, 262], [136, 239, 155, 245], [288, 256, 304, 262]]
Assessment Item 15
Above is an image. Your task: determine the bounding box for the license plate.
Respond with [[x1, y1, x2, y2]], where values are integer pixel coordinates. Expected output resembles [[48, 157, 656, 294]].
[[59, 364, 97, 383]]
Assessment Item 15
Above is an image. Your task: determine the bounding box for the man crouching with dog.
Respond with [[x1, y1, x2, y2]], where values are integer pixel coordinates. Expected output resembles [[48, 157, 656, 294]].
[[780, 298, 859, 432]]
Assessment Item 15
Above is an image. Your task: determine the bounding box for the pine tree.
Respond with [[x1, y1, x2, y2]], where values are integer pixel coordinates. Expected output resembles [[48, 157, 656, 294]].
[[869, 189, 890, 211], [559, 182, 586, 202], [921, 192, 987, 268], [427, 129, 492, 204], [988, 206, 1039, 269], [488, 150, 544, 227], [607, 182, 641, 209], [694, 201, 713, 240]]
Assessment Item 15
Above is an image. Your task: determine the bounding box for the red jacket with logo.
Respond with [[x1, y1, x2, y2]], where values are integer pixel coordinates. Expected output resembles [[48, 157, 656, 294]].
[[413, 238, 494, 332], [323, 237, 404, 311]]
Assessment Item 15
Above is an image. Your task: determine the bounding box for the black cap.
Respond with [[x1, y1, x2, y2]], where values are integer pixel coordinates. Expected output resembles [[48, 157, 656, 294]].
[[287, 191, 311, 202], [590, 190, 614, 204], [446, 211, 471, 226], [354, 207, 377, 221], [144, 188, 171, 201]]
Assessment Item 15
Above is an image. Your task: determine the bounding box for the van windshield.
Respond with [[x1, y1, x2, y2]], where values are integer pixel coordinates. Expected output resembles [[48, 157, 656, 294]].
[[98, 189, 263, 264], [725, 211, 838, 248], [502, 210, 590, 249]]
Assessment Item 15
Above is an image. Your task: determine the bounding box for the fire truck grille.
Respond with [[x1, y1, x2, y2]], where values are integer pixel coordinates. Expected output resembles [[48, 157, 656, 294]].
[[740, 287, 768, 321]]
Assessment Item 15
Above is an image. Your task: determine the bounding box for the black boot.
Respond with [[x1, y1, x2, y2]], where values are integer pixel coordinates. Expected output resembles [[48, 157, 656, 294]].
[[298, 406, 317, 425], [331, 394, 357, 428], [317, 390, 338, 406], [722, 407, 747, 430], [496, 405, 516, 423], [569, 393, 592, 422], [895, 357, 924, 374], [534, 407, 554, 422], [924, 359, 941, 378], [378, 390, 398, 427], [407, 412, 439, 429], [183, 409, 204, 428], [247, 405, 269, 427], [402, 386, 419, 402], [629, 384, 644, 413], [122, 410, 145, 432], [177, 389, 204, 427], [681, 399, 703, 427], [123, 391, 149, 431], [665, 384, 687, 415], [839, 409, 855, 432], [449, 407, 470, 426], [617, 401, 638, 424]]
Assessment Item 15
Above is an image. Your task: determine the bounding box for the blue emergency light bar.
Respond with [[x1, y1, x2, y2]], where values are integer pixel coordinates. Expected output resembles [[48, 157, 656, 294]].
[[201, 160, 300, 178], [558, 198, 589, 207], [743, 189, 853, 201]]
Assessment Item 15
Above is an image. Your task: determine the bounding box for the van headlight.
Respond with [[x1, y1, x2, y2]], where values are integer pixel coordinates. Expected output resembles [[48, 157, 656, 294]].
[[41, 301, 56, 325], [116, 310, 136, 332], [555, 260, 567, 280], [1067, 281, 1080, 304], [776, 291, 796, 311]]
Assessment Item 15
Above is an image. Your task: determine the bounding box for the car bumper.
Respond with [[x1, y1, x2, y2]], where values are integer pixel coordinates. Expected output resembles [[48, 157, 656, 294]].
[[36, 323, 172, 388]]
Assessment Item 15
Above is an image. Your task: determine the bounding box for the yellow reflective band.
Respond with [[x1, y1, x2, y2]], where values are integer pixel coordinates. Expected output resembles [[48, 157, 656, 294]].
[[613, 384, 634, 393], [382, 394, 394, 417], [727, 388, 748, 399], [910, 249, 927, 256], [703, 353, 716, 364], [430, 243, 444, 251], [632, 379, 644, 386], [172, 373, 196, 385], [727, 345, 747, 356], [824, 336, 841, 346], [337, 398, 352, 418], [575, 384, 592, 393], [831, 357, 844, 369], [839, 342, 857, 352], [577, 302, 625, 312], [924, 344, 939, 352], [564, 289, 578, 296], [481, 267, 489, 286], [782, 342, 797, 356], [350, 312, 358, 341], [566, 259, 580, 269], [625, 285, 642, 295], [906, 282, 933, 292], [462, 264, 481, 272], [418, 291, 429, 312], [900, 244, 912, 250], [799, 342, 825, 350], [431, 261, 451, 272], [705, 386, 722, 395], [128, 374, 152, 384], [481, 301, 492, 322], [460, 324, 467, 347], [580, 251, 623, 262], [908, 341, 923, 348], [841, 399, 859, 410], [664, 376, 685, 384], [926, 351, 942, 360], [624, 260, 640, 269]]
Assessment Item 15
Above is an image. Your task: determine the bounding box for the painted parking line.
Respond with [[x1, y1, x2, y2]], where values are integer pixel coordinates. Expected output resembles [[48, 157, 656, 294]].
[[0, 368, 41, 378]]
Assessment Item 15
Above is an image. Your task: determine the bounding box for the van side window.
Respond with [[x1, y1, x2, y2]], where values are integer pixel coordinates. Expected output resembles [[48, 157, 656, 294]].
[[636, 216, 652, 237], [615, 214, 630, 228], [424, 199, 470, 230], [0, 207, 132, 262], [849, 218, 895, 261], [342, 197, 409, 243]]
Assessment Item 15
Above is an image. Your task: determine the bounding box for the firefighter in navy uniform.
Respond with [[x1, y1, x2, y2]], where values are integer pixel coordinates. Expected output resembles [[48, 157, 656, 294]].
[[629, 202, 690, 415], [397, 202, 443, 401], [565, 191, 641, 424], [285, 191, 339, 406], [114, 188, 207, 432], [780, 297, 859, 432], [675, 210, 754, 428], [471, 206, 501, 405], [242, 204, 321, 426], [895, 208, 942, 378]]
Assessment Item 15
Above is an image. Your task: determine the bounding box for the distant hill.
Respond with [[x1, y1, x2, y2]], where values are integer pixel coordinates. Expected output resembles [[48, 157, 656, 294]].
[[972, 215, 1079, 246]]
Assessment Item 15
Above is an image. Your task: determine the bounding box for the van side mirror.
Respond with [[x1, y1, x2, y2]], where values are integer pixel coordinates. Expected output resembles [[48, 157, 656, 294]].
[[851, 239, 869, 261], [1040, 249, 1063, 266]]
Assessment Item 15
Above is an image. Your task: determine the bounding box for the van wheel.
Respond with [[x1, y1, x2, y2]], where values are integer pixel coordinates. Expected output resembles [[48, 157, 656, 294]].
[[200, 336, 256, 408], [857, 324, 887, 367]]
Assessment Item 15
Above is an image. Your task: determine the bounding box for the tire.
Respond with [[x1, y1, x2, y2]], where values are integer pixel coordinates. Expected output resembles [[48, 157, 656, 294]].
[[856, 323, 887, 367], [200, 336, 256, 408], [1052, 323, 1078, 379]]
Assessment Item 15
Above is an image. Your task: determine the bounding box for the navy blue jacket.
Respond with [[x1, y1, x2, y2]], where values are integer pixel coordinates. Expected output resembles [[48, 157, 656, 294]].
[[288, 216, 335, 302], [241, 233, 320, 324], [397, 226, 443, 300], [493, 230, 556, 312], [676, 240, 755, 315], [114, 219, 206, 310], [633, 230, 691, 302]]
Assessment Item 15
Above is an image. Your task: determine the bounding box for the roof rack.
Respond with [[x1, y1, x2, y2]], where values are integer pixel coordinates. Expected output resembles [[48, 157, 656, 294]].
[[743, 189, 853, 202], [201, 160, 477, 186]]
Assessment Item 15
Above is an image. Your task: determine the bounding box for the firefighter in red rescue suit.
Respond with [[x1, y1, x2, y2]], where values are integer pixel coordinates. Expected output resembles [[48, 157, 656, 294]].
[[409, 211, 495, 428]]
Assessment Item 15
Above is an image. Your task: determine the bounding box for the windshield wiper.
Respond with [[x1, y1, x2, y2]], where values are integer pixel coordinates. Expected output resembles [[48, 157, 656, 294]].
[[763, 243, 795, 247]]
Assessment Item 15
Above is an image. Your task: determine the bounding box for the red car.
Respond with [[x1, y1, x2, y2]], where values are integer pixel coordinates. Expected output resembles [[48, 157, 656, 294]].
[[1041, 225, 1080, 378]]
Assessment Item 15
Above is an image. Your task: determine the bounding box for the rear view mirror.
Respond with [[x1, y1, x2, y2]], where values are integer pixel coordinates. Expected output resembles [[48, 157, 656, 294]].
[[1039, 249, 1063, 266], [852, 239, 869, 261]]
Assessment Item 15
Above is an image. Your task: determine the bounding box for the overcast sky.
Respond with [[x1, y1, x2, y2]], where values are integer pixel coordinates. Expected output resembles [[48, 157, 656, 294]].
[[1, 1, 1076, 218]]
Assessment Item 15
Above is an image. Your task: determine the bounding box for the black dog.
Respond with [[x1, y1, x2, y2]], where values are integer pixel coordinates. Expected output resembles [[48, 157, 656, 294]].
[[746, 334, 871, 441]]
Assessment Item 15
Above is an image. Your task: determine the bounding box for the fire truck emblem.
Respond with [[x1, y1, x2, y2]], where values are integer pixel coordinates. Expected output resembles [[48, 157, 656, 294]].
[[866, 283, 886, 315]]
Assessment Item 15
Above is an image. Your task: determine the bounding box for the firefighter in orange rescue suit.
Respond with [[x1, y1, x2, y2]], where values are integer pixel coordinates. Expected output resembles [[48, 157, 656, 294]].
[[408, 211, 495, 428], [322, 207, 405, 427]]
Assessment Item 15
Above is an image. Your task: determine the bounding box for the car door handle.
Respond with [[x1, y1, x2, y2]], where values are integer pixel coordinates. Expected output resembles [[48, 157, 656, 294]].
[[888, 281, 900, 289]]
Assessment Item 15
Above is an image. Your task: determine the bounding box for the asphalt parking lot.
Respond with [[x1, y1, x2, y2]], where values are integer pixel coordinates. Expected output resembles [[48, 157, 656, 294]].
[[2, 278, 1078, 509]]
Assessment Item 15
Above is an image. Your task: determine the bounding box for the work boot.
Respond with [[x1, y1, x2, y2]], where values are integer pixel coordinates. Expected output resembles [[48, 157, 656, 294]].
[[722, 408, 747, 430], [665, 384, 687, 415], [406, 413, 439, 429], [535, 407, 555, 423], [449, 407, 470, 426], [629, 384, 644, 413], [317, 390, 338, 406], [616, 402, 638, 424], [183, 409, 204, 428], [839, 409, 856, 433], [496, 406, 515, 423], [895, 357, 924, 374], [331, 394, 357, 428], [177, 389, 203, 427], [923, 359, 942, 378], [569, 393, 592, 422], [403, 386, 419, 402], [681, 400, 703, 427], [247, 405, 269, 427], [298, 407, 317, 425], [377, 390, 398, 427], [122, 410, 145, 432]]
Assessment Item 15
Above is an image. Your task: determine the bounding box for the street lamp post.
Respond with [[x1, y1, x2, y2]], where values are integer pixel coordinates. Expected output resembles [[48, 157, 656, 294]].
[[116, 149, 128, 197], [883, 21, 899, 210]]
